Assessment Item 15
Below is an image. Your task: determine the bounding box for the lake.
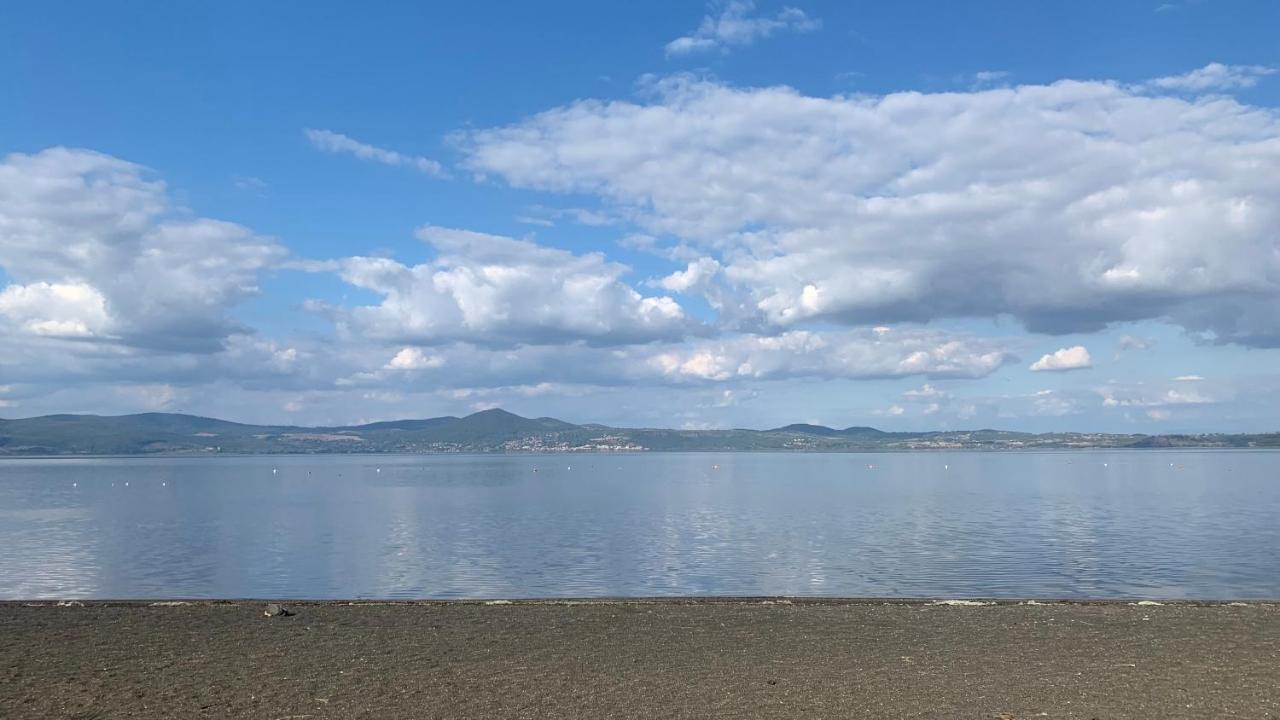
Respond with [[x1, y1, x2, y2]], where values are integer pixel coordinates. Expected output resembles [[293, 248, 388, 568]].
[[0, 451, 1276, 600]]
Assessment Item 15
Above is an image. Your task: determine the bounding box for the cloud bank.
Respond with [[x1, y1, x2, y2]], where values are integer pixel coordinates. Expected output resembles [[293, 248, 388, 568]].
[[465, 71, 1280, 346], [0, 148, 285, 353]]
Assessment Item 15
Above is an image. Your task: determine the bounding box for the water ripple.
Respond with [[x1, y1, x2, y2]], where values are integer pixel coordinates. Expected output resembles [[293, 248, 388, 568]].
[[0, 451, 1277, 599]]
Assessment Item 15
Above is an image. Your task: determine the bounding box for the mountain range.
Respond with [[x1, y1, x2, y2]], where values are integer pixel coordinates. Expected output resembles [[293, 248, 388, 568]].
[[1, 408, 1277, 456]]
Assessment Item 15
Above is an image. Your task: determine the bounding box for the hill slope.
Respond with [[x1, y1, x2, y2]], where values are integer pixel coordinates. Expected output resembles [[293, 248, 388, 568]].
[[1, 410, 1275, 456]]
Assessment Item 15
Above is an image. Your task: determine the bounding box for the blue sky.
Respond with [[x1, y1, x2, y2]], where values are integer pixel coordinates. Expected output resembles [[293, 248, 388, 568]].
[[2, 0, 1279, 431]]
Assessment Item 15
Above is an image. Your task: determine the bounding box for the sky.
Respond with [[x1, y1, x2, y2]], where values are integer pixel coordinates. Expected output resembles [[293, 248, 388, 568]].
[[2, 0, 1279, 432]]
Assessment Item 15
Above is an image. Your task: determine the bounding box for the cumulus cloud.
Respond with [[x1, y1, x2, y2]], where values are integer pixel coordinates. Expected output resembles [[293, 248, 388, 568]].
[[0, 148, 286, 353], [326, 226, 695, 347], [0, 282, 111, 338], [1030, 345, 1093, 372], [464, 71, 1280, 346], [665, 1, 820, 56], [1099, 384, 1217, 408], [328, 326, 1011, 393], [658, 257, 722, 293], [304, 128, 447, 177], [638, 327, 1010, 383], [385, 347, 446, 371], [1147, 62, 1276, 92]]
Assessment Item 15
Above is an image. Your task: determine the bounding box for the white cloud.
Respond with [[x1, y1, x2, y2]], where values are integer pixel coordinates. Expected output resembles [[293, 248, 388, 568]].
[[639, 327, 1010, 383], [322, 326, 1010, 394], [1100, 384, 1217, 408], [1147, 62, 1276, 92], [385, 347, 446, 371], [465, 72, 1280, 346], [1117, 335, 1153, 352], [658, 257, 721, 293], [902, 383, 949, 401], [970, 70, 1011, 89], [894, 382, 982, 420], [1030, 345, 1093, 372], [0, 282, 111, 338], [1031, 389, 1080, 416], [304, 128, 446, 177], [665, 1, 820, 56], [325, 226, 695, 347], [0, 148, 285, 352], [1173, 374, 1205, 381]]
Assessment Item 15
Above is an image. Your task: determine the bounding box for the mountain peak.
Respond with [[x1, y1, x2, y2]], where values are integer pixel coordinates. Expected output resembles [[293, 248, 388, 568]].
[[463, 408, 523, 420], [769, 423, 840, 436]]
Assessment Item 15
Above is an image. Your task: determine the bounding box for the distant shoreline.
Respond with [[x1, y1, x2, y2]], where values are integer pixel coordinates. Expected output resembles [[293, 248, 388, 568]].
[[5, 446, 1280, 460], [3, 408, 1278, 456]]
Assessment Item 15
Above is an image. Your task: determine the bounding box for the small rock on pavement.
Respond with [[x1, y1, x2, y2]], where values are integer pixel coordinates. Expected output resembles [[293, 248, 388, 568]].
[[264, 603, 295, 617]]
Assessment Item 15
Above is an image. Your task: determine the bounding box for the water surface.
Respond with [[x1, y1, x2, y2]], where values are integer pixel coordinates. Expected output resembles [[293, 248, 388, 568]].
[[1, 451, 1276, 599]]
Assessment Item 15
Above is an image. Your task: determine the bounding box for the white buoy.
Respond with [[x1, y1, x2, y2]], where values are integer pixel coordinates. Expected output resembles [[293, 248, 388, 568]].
[[72, 482, 77, 488], [376, 468, 381, 473], [1103, 463, 1109, 467], [272, 468, 278, 474], [162, 482, 166, 487], [944, 464, 949, 470], [124, 482, 129, 487]]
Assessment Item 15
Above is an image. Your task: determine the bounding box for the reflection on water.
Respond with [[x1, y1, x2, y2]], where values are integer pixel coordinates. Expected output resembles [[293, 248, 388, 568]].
[[0, 451, 1277, 600]]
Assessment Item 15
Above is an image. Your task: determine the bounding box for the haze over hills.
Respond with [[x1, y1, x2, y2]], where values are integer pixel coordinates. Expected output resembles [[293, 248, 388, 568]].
[[1, 409, 1277, 456]]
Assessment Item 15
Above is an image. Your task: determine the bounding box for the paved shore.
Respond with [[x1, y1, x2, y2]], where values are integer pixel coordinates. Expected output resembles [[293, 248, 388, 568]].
[[2, 599, 1278, 719]]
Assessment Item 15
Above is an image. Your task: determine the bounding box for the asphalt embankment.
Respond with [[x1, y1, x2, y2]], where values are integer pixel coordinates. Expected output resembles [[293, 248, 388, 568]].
[[2, 599, 1278, 719]]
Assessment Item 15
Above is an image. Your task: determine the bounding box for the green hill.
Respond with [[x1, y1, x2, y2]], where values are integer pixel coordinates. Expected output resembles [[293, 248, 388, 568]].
[[0, 410, 1275, 456]]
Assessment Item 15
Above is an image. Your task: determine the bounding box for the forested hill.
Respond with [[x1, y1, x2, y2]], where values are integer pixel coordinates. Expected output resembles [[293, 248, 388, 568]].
[[1, 408, 1276, 456]]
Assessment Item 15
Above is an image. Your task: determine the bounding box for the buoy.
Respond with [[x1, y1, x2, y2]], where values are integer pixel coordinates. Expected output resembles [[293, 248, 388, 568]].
[[162, 482, 166, 487], [72, 482, 77, 488], [272, 468, 278, 474], [376, 468, 381, 473], [124, 482, 129, 487], [944, 464, 949, 470]]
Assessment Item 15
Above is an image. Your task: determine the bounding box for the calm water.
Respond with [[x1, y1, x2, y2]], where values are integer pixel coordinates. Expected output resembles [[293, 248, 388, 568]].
[[0, 451, 1277, 600]]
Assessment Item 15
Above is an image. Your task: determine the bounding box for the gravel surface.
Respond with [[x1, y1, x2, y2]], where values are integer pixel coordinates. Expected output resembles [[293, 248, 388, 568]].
[[2, 599, 1278, 719]]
